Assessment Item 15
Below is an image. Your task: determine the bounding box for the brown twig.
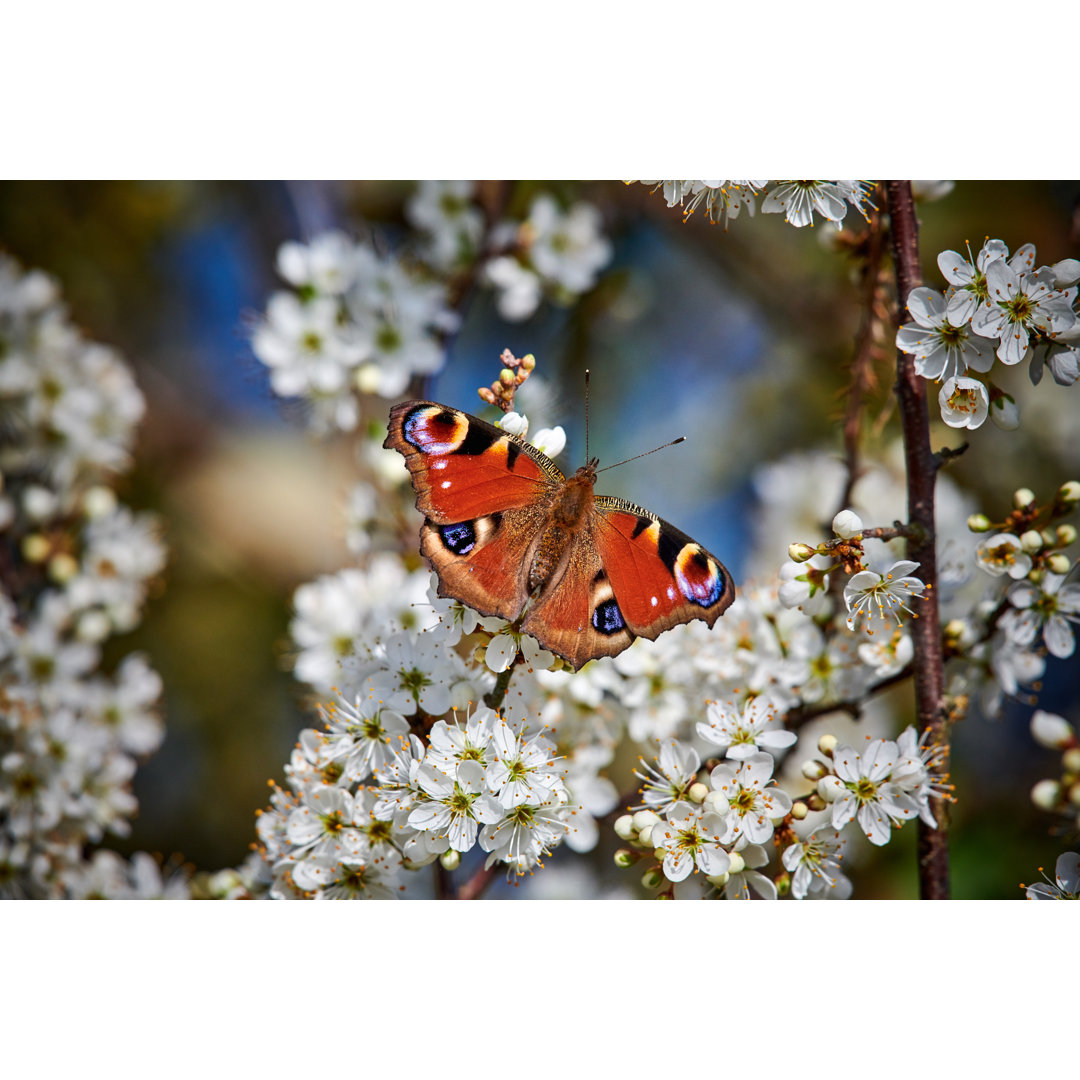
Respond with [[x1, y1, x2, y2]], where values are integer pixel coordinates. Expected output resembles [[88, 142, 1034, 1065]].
[[837, 195, 890, 515], [457, 863, 498, 901], [884, 181, 949, 900]]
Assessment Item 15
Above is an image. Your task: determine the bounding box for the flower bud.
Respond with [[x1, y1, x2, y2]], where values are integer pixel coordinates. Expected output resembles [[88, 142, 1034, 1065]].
[[439, 849, 460, 871], [632, 809, 660, 833], [21, 533, 51, 563], [1047, 554, 1072, 576], [1064, 748, 1080, 774], [1041, 528, 1058, 548], [788, 542, 816, 563], [76, 610, 112, 643], [805, 793, 826, 813], [703, 790, 727, 814], [613, 848, 636, 868], [641, 867, 664, 890], [726, 851, 746, 875], [705, 871, 730, 886], [1030, 779, 1061, 811], [817, 734, 837, 756], [990, 394, 1020, 430], [82, 485, 118, 519], [48, 552, 79, 584], [1030, 710, 1076, 750], [967, 513, 992, 532], [688, 782, 709, 804], [614, 814, 636, 841], [1013, 487, 1036, 510], [499, 368, 516, 387], [23, 485, 58, 522], [497, 411, 528, 437], [801, 759, 827, 781], [817, 775, 844, 803], [832, 509, 864, 539], [1020, 530, 1043, 554], [638, 825, 655, 848], [1029, 568, 1045, 585], [1056, 480, 1080, 507], [1056, 524, 1077, 547], [520, 353, 536, 371], [790, 800, 808, 820]]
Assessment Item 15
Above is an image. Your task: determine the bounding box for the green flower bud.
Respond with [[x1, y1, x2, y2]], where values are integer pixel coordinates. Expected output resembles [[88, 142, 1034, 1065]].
[[641, 867, 664, 890], [967, 513, 992, 532], [1057, 480, 1080, 505]]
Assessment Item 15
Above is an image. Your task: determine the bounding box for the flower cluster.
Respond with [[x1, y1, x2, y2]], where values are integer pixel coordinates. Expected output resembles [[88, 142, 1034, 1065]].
[[252, 185, 615, 437], [251, 230, 461, 430], [250, 699, 580, 897], [616, 736, 794, 900], [896, 238, 1080, 430], [813, 728, 944, 845], [945, 483, 1080, 718], [636, 180, 877, 229], [0, 254, 178, 899], [483, 192, 612, 321]]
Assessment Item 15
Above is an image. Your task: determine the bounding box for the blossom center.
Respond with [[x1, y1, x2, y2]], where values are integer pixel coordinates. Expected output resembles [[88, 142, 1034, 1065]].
[[946, 385, 979, 414]]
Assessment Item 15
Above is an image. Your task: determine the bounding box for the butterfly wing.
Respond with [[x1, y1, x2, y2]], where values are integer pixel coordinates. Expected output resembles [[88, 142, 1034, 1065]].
[[520, 497, 734, 670], [591, 496, 735, 641], [519, 541, 635, 669], [385, 401, 562, 621]]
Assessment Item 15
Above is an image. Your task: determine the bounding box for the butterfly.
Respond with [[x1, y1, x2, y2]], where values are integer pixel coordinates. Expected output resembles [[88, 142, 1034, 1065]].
[[384, 400, 735, 670]]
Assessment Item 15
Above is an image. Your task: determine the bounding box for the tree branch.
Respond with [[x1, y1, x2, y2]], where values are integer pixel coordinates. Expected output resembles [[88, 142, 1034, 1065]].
[[884, 181, 950, 900]]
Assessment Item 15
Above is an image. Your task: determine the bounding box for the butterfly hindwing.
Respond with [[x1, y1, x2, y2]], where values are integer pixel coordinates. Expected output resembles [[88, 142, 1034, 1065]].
[[385, 401, 561, 521], [420, 504, 549, 622], [520, 543, 636, 668], [593, 498, 735, 640]]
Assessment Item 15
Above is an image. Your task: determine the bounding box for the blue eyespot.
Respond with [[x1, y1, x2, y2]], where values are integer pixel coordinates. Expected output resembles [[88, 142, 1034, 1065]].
[[592, 598, 626, 635], [440, 521, 476, 555]]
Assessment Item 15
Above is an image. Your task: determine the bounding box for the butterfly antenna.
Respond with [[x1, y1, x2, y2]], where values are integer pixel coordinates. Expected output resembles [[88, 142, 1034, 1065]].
[[584, 369, 591, 463], [596, 436, 686, 474]]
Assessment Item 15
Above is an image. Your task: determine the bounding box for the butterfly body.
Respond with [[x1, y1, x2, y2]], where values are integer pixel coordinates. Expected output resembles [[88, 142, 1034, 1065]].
[[385, 400, 735, 670]]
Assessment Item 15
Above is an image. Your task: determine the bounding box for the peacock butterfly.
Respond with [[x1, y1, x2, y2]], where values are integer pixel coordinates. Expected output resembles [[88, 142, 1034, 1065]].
[[384, 400, 735, 670]]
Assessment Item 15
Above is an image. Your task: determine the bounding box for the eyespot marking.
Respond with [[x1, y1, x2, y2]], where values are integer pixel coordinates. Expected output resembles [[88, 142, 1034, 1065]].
[[403, 406, 468, 455], [674, 543, 724, 607], [592, 598, 626, 635], [439, 521, 476, 555]]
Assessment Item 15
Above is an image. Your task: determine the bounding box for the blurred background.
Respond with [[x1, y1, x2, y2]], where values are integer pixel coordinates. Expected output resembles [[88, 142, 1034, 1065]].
[[1, 179, 1078, 897]]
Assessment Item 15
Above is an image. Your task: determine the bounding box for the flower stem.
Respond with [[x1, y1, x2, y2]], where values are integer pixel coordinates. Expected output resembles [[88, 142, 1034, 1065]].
[[884, 181, 950, 900], [483, 661, 517, 711]]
